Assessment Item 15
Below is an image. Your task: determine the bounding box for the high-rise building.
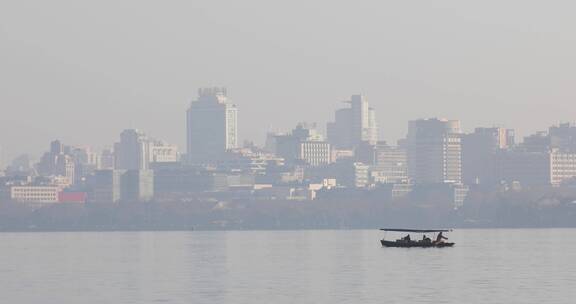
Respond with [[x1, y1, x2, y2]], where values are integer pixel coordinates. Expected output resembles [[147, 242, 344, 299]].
[[87, 169, 154, 203], [406, 118, 462, 184], [327, 108, 353, 149], [86, 170, 125, 203], [497, 151, 548, 187], [371, 145, 409, 184], [497, 149, 576, 187], [462, 127, 513, 185], [100, 148, 115, 170], [327, 94, 378, 149], [71, 146, 101, 185], [549, 123, 576, 152], [186, 87, 238, 162], [516, 123, 576, 154], [522, 131, 550, 153], [114, 129, 150, 170], [114, 129, 179, 172], [50, 140, 64, 155], [36, 140, 76, 186], [56, 154, 75, 186], [121, 169, 154, 202], [274, 123, 331, 167]]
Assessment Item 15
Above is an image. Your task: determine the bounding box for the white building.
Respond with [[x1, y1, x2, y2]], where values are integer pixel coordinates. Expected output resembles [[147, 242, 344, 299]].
[[294, 124, 331, 166], [550, 151, 576, 185], [299, 142, 331, 167], [371, 145, 409, 184], [327, 94, 378, 149], [186, 87, 238, 162], [10, 186, 59, 203], [150, 142, 179, 163], [275, 123, 331, 166]]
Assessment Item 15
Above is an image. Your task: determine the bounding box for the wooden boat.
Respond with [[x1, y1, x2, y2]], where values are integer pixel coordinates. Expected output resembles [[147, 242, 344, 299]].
[[380, 228, 455, 248], [380, 240, 454, 248]]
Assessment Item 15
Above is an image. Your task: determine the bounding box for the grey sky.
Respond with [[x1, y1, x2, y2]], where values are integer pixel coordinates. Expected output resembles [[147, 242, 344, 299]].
[[1, 0, 575, 161]]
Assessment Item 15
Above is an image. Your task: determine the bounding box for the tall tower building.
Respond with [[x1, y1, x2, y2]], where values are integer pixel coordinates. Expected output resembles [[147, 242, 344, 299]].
[[462, 127, 513, 185], [327, 108, 353, 149], [186, 87, 238, 162], [327, 94, 378, 149], [406, 118, 462, 184], [350, 94, 378, 146], [37, 140, 76, 186], [114, 129, 150, 170]]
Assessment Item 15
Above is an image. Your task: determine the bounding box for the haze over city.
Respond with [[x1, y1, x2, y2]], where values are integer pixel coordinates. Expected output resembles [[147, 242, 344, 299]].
[[2, 0, 576, 162], [4, 2, 576, 303]]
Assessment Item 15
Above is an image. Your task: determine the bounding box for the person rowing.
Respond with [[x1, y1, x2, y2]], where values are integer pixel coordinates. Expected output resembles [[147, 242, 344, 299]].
[[434, 232, 448, 244]]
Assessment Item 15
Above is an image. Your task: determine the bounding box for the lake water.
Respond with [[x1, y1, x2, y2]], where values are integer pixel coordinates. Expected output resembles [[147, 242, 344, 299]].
[[0, 229, 574, 304]]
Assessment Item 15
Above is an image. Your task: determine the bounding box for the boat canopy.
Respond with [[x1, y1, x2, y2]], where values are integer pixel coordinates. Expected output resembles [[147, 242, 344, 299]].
[[379, 228, 452, 233]]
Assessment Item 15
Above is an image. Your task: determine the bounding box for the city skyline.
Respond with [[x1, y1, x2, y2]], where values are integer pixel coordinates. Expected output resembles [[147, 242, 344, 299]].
[[1, 85, 571, 161], [2, 1, 576, 225], [3, 2, 576, 302], [6, 89, 576, 199]]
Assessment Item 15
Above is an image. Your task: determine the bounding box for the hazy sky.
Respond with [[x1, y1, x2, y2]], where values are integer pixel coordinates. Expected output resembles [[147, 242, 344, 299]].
[[1, 0, 576, 162]]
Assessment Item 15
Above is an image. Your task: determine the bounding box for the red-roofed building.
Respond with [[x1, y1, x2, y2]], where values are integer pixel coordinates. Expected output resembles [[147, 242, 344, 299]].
[[58, 192, 87, 203]]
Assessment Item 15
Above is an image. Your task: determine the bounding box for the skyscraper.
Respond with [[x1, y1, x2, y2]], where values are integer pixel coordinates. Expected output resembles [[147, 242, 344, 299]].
[[462, 127, 513, 185], [114, 129, 179, 171], [327, 108, 353, 149], [114, 129, 150, 170], [37, 140, 76, 186], [349, 94, 378, 146], [327, 94, 378, 149], [406, 118, 462, 184], [186, 87, 238, 162]]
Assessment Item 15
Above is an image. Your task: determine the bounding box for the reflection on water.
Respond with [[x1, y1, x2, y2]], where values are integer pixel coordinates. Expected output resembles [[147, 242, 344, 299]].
[[0, 229, 574, 304]]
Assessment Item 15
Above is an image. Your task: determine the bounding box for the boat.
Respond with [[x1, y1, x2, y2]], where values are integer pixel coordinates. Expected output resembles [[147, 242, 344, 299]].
[[380, 228, 455, 248]]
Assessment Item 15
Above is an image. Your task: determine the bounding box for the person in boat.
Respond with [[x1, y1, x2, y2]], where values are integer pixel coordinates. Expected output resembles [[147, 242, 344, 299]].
[[434, 232, 448, 244], [422, 235, 431, 243]]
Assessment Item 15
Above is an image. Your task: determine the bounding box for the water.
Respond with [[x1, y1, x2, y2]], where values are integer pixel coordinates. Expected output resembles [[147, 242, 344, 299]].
[[0, 229, 574, 304]]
